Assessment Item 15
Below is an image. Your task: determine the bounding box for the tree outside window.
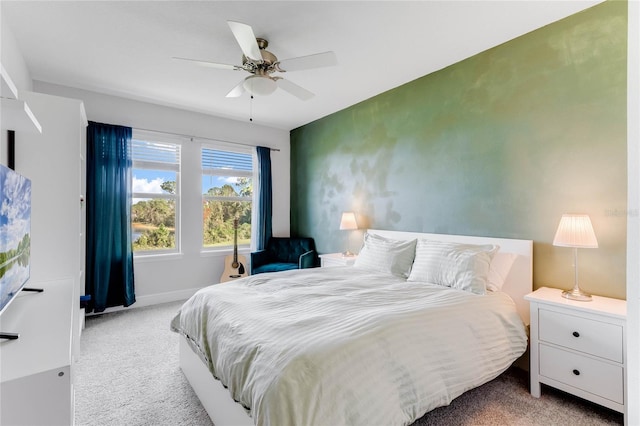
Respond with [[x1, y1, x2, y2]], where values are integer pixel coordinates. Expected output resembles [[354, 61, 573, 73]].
[[202, 147, 253, 248], [131, 139, 180, 253]]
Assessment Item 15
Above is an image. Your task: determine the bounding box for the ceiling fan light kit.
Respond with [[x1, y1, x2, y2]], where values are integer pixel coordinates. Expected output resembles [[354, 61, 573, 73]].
[[174, 20, 337, 101], [243, 75, 277, 96]]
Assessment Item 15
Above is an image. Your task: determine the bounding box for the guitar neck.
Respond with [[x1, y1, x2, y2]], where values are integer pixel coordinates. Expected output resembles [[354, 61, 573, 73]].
[[233, 238, 238, 262], [233, 219, 238, 263]]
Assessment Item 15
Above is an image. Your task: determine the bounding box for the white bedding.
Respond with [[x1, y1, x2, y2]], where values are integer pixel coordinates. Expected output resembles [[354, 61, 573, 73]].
[[171, 266, 527, 426]]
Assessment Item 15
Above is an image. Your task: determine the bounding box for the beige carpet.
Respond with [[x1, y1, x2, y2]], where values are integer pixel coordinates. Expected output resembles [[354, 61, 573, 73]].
[[75, 301, 623, 426]]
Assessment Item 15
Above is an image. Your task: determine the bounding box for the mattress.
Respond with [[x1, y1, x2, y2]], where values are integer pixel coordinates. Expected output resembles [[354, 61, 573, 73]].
[[171, 266, 527, 426]]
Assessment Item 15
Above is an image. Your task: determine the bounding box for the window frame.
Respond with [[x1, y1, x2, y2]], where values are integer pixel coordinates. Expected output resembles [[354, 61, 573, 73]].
[[201, 143, 254, 252], [130, 131, 182, 257]]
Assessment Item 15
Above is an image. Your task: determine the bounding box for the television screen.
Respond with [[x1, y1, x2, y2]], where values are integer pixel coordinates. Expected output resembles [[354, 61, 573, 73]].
[[0, 163, 31, 316]]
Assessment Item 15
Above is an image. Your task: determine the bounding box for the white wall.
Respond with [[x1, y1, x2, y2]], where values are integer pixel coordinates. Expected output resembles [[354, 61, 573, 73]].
[[626, 1, 639, 424], [0, 10, 32, 94], [33, 81, 290, 307], [0, 8, 33, 167]]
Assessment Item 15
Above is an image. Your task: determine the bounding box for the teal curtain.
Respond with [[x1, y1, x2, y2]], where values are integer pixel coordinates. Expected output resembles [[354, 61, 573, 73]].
[[255, 146, 272, 250], [86, 121, 135, 312]]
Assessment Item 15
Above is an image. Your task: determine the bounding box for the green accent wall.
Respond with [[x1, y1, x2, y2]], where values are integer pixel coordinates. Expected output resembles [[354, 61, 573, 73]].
[[291, 1, 627, 299]]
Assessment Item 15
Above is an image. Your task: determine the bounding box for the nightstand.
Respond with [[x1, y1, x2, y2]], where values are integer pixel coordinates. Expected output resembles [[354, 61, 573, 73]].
[[525, 287, 626, 415], [319, 253, 357, 268]]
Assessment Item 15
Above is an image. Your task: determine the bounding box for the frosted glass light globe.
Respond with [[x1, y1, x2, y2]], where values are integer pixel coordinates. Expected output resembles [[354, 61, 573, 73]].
[[243, 76, 277, 96]]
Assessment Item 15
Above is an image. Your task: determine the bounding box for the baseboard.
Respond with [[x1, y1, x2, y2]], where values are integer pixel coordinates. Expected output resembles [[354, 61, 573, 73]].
[[135, 287, 207, 307], [85, 286, 206, 316]]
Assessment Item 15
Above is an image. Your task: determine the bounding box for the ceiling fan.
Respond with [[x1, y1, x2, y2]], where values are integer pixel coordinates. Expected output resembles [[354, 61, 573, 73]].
[[173, 21, 337, 101]]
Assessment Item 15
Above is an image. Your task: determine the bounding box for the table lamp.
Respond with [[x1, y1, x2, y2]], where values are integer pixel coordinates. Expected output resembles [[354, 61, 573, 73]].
[[552, 214, 598, 301], [339, 211, 358, 257]]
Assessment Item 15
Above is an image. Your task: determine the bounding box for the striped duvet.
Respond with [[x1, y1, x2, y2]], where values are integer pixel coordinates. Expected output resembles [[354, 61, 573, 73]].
[[171, 266, 527, 426]]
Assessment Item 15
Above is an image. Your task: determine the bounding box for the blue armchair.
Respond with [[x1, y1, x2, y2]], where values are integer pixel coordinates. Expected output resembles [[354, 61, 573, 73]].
[[250, 237, 319, 275]]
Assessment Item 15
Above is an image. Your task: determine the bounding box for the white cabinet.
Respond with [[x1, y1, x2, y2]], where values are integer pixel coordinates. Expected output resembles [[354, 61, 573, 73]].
[[526, 287, 626, 415], [0, 279, 75, 425], [14, 91, 87, 353], [319, 253, 357, 268], [7, 91, 87, 422]]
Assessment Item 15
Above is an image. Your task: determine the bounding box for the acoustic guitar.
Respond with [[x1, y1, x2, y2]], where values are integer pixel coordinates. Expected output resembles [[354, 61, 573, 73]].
[[220, 218, 248, 283]]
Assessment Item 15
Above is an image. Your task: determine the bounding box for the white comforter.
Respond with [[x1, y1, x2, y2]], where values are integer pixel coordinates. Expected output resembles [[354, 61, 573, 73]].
[[171, 267, 527, 426]]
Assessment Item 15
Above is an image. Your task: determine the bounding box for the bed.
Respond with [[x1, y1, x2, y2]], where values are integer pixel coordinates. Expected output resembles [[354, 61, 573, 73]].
[[171, 229, 533, 426]]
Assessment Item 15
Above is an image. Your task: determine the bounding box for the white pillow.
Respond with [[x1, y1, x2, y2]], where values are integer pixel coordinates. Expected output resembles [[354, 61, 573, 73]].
[[486, 252, 518, 292], [353, 233, 417, 278], [407, 239, 499, 295]]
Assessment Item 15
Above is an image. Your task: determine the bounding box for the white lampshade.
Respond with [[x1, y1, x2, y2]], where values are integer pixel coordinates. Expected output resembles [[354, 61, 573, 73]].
[[243, 75, 277, 96], [339, 212, 358, 230], [553, 214, 598, 248]]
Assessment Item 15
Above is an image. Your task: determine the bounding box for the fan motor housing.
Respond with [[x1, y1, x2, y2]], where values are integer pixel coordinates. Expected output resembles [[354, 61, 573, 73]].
[[242, 38, 277, 72]]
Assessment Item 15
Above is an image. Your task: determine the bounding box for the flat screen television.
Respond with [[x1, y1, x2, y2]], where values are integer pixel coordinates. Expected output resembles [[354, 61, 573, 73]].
[[0, 163, 31, 316]]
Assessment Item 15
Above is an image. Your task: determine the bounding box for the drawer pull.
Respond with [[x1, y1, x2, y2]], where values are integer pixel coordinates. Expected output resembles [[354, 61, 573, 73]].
[[573, 369, 580, 376], [572, 331, 580, 338]]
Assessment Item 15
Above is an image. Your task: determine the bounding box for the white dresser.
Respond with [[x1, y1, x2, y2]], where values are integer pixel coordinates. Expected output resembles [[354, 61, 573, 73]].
[[0, 279, 75, 425], [525, 287, 626, 415]]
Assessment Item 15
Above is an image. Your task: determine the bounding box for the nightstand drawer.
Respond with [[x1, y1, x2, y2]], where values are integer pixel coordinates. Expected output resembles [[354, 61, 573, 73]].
[[539, 344, 623, 404], [538, 309, 623, 363]]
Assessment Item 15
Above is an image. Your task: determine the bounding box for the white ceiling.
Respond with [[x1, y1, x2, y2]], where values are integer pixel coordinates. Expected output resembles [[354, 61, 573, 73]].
[[2, 1, 601, 131]]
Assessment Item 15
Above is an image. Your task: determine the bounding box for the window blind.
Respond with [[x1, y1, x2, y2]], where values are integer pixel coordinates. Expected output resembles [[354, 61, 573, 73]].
[[202, 148, 252, 177], [132, 139, 180, 169]]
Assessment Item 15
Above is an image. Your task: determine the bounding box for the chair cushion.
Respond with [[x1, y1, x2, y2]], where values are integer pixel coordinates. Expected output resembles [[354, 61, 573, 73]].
[[252, 262, 299, 274]]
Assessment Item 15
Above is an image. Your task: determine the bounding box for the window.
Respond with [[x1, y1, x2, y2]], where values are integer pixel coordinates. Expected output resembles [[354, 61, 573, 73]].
[[202, 146, 253, 249], [131, 137, 180, 253]]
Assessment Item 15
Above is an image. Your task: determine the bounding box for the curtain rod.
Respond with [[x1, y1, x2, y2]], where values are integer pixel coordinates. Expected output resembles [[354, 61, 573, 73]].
[[133, 126, 281, 152]]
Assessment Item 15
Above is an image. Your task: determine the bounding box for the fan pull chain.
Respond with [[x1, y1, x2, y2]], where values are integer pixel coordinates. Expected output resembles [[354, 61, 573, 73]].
[[249, 95, 254, 122]]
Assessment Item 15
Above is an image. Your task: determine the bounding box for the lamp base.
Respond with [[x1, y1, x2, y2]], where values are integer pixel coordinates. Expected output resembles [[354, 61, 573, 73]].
[[562, 288, 592, 302]]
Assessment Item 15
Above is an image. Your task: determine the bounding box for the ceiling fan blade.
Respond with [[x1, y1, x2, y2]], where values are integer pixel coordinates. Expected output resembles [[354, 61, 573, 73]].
[[227, 21, 262, 61], [277, 51, 337, 72], [226, 79, 246, 98], [277, 78, 314, 101], [172, 57, 241, 71]]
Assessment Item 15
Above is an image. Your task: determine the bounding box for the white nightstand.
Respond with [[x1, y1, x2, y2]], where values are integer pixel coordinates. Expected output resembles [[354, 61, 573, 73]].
[[525, 287, 626, 415], [319, 253, 357, 268]]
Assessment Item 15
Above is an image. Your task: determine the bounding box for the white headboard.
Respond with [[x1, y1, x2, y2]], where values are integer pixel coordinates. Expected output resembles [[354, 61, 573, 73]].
[[367, 229, 533, 325]]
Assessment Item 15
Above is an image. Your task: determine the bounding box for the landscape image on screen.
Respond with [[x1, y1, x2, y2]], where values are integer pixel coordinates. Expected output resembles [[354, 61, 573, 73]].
[[0, 164, 31, 314]]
